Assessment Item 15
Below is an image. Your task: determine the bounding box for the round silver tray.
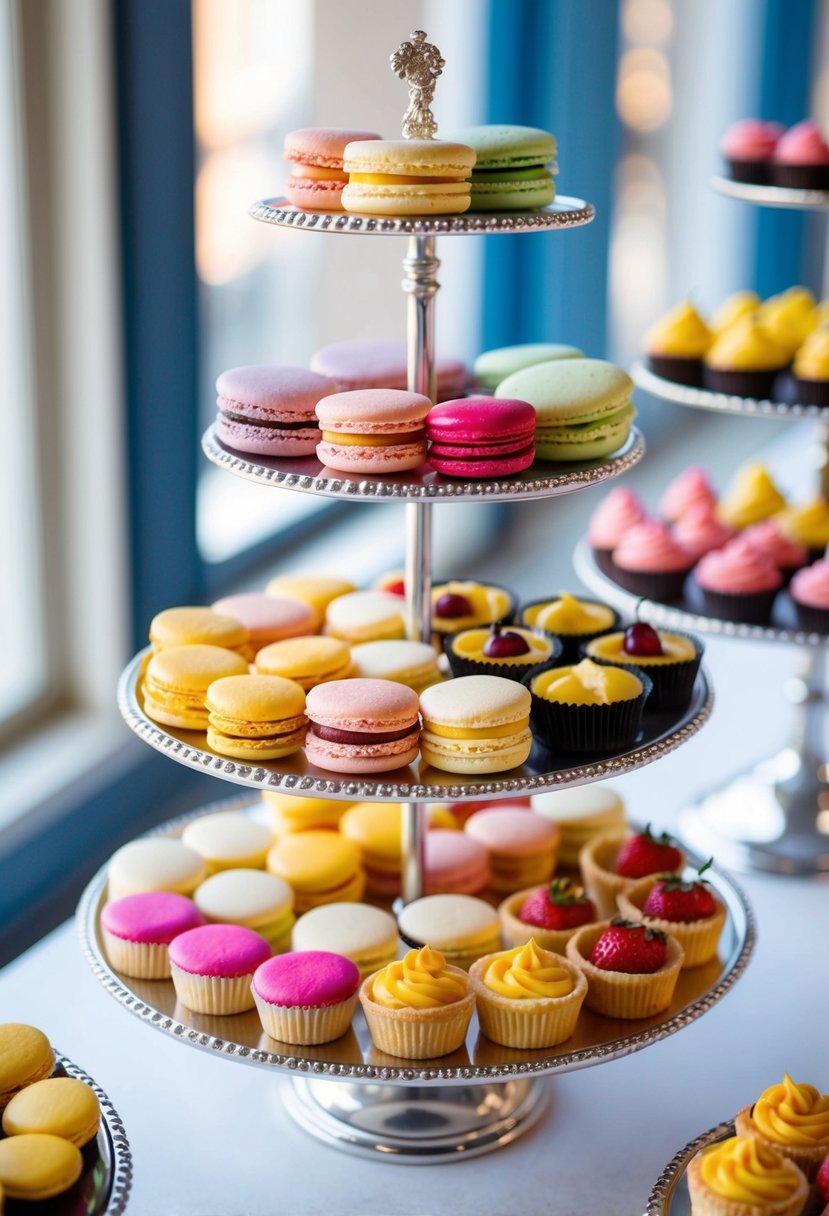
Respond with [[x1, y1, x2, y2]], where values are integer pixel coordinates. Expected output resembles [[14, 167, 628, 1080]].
[[712, 174, 829, 210], [250, 195, 594, 235], [632, 362, 829, 421], [118, 648, 713, 802], [574, 538, 829, 647], [202, 423, 645, 503], [77, 796, 754, 1086]]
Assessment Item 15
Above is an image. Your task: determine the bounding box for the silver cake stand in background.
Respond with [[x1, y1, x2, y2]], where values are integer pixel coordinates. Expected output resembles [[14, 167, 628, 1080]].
[[645, 1119, 737, 1216]]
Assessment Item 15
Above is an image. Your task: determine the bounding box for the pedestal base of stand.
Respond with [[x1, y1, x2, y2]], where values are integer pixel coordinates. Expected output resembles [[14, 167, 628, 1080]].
[[678, 747, 829, 876], [283, 1076, 549, 1163]]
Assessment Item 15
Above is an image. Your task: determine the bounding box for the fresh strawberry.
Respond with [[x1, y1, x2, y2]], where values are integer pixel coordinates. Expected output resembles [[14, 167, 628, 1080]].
[[642, 859, 717, 923], [519, 878, 595, 930], [817, 1154, 829, 1203], [616, 824, 683, 878], [588, 918, 667, 974]]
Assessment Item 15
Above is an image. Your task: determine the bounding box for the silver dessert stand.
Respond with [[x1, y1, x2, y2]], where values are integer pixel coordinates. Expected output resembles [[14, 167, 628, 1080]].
[[711, 175, 829, 210], [645, 1119, 736, 1216], [52, 1052, 133, 1214]]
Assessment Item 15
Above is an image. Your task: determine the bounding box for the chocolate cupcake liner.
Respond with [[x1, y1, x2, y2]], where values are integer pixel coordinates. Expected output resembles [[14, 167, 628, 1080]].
[[771, 163, 829, 190], [580, 631, 703, 711], [702, 366, 781, 401], [443, 633, 563, 682], [726, 157, 772, 185], [525, 666, 652, 755], [519, 598, 621, 664], [793, 375, 829, 406], [698, 585, 779, 625], [608, 563, 691, 603], [792, 601, 829, 634], [647, 354, 704, 388], [591, 546, 616, 576]]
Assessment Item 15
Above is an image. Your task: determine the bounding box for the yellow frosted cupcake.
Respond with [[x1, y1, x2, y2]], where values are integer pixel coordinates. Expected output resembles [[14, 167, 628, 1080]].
[[703, 314, 789, 400], [718, 464, 787, 530], [760, 286, 817, 357], [794, 324, 829, 406], [688, 1134, 808, 1216], [776, 497, 829, 559], [711, 291, 761, 335], [645, 300, 713, 387], [469, 938, 587, 1048], [735, 1075, 829, 1181], [359, 946, 475, 1060]]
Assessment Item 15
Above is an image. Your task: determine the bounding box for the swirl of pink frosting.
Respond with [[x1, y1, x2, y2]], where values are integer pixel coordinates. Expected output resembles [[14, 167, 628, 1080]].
[[660, 467, 717, 523], [588, 487, 648, 549], [774, 120, 829, 166], [672, 503, 737, 560], [742, 521, 808, 570], [253, 951, 360, 1007], [613, 521, 693, 573], [790, 559, 829, 608], [721, 119, 784, 160], [695, 540, 783, 594]]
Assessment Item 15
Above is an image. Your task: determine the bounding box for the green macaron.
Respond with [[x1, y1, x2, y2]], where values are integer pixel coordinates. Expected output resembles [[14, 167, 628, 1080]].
[[495, 358, 636, 462], [443, 125, 557, 211], [474, 343, 584, 391]]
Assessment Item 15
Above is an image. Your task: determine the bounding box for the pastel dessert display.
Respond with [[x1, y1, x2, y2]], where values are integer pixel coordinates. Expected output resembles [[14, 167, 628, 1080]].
[[261, 791, 355, 835], [465, 807, 560, 891], [426, 397, 536, 478], [168, 922, 271, 1015], [611, 520, 695, 600], [444, 622, 559, 681], [520, 592, 620, 663], [772, 119, 829, 189], [718, 464, 787, 530], [0, 1025, 55, 1109], [252, 950, 360, 1045], [255, 635, 354, 689], [0, 1133, 83, 1203], [215, 364, 335, 457], [283, 127, 381, 211], [204, 674, 308, 761], [424, 829, 491, 895], [469, 938, 587, 1048], [694, 539, 783, 624], [776, 497, 829, 559], [687, 1134, 808, 1216], [324, 590, 405, 643], [396, 894, 502, 971], [720, 118, 784, 183], [359, 945, 476, 1059], [530, 783, 627, 867], [660, 467, 717, 524], [498, 876, 597, 952], [211, 592, 315, 655], [587, 486, 648, 564], [566, 917, 684, 1018], [473, 342, 583, 391], [142, 644, 248, 730], [579, 825, 684, 919], [149, 605, 249, 656], [181, 810, 274, 873], [495, 357, 636, 461], [310, 339, 468, 400], [316, 388, 431, 474], [741, 521, 808, 583], [735, 1075, 829, 1181], [760, 287, 817, 357], [672, 503, 737, 561], [101, 891, 206, 978], [703, 315, 789, 399], [616, 859, 727, 968], [341, 137, 476, 216], [349, 639, 443, 693], [304, 678, 420, 773], [194, 868, 295, 950], [2, 1077, 100, 1147], [443, 124, 557, 210], [266, 830, 365, 913], [340, 801, 405, 897], [431, 579, 515, 638], [291, 903, 398, 978], [790, 560, 829, 632], [645, 300, 713, 387], [528, 659, 650, 754], [583, 622, 703, 710], [107, 837, 208, 902], [419, 674, 532, 774], [793, 324, 829, 405], [265, 575, 357, 631]]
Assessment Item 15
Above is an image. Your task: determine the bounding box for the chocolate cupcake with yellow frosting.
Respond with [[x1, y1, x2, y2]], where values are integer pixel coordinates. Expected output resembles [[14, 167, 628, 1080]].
[[527, 658, 651, 754], [776, 497, 829, 561], [583, 622, 703, 710], [718, 463, 787, 530], [793, 324, 829, 406], [710, 290, 760, 335], [645, 300, 713, 387], [445, 622, 562, 682], [520, 592, 620, 664], [760, 286, 817, 359], [703, 314, 789, 400]]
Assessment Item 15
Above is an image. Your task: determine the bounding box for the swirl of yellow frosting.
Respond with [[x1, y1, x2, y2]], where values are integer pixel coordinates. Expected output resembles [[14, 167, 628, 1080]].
[[704, 315, 789, 371], [645, 301, 713, 357], [718, 464, 787, 529], [752, 1074, 829, 1147], [776, 499, 829, 548], [794, 325, 829, 380], [700, 1136, 801, 1203], [483, 939, 574, 1000], [369, 946, 468, 1010]]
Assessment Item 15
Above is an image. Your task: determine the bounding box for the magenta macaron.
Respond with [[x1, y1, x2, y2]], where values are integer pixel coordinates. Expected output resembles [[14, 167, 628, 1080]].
[[215, 365, 335, 457], [316, 388, 431, 474], [426, 397, 536, 478], [252, 950, 360, 1044], [168, 923, 272, 1015], [425, 829, 491, 895], [310, 339, 469, 401], [305, 678, 421, 774], [212, 592, 315, 657], [283, 128, 381, 211], [101, 891, 205, 979]]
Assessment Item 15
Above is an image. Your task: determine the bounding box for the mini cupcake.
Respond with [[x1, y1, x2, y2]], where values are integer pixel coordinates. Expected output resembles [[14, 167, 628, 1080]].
[[720, 118, 784, 184], [790, 560, 829, 632], [718, 463, 787, 530], [776, 497, 829, 561], [566, 917, 684, 1019], [579, 825, 684, 919], [583, 622, 703, 711], [703, 314, 790, 400], [168, 923, 271, 1015], [710, 290, 761, 334], [252, 950, 360, 1045], [772, 120, 829, 190], [359, 946, 476, 1059], [735, 1075, 829, 1182], [741, 520, 808, 584], [659, 466, 717, 523], [444, 622, 560, 682], [101, 891, 206, 979], [431, 579, 515, 639], [672, 502, 737, 561], [587, 487, 648, 570], [793, 324, 829, 405], [760, 286, 817, 358], [616, 860, 727, 968], [694, 539, 783, 624], [520, 593, 620, 663], [527, 658, 650, 755], [688, 1135, 808, 1216], [499, 876, 597, 952], [468, 938, 587, 1049], [644, 301, 713, 387], [611, 521, 694, 601]]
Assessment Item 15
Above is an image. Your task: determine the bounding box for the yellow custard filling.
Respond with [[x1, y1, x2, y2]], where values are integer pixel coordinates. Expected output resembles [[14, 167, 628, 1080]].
[[532, 659, 642, 706], [752, 1074, 829, 1148], [483, 939, 573, 1000], [291, 165, 346, 181], [431, 582, 512, 630], [450, 628, 552, 666], [369, 946, 467, 1010], [321, 431, 423, 447], [523, 593, 615, 635], [586, 631, 697, 666], [424, 717, 530, 740], [699, 1136, 801, 1203], [350, 172, 464, 185]]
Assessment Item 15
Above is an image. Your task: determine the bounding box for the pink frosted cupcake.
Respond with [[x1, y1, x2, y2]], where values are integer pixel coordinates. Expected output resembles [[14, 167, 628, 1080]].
[[672, 502, 737, 561], [587, 487, 648, 570], [168, 923, 271, 1015], [790, 560, 829, 632], [720, 118, 784, 184], [694, 539, 783, 624], [659, 467, 717, 523], [741, 521, 808, 585], [101, 892, 205, 979], [252, 950, 360, 1045], [612, 521, 695, 601], [772, 120, 829, 190]]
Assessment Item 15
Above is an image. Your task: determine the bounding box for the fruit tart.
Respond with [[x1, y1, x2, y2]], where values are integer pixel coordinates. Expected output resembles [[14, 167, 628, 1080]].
[[566, 917, 683, 1018], [583, 621, 703, 711], [735, 1075, 829, 1181], [445, 622, 560, 682], [579, 825, 684, 919], [616, 858, 726, 968], [498, 877, 597, 952]]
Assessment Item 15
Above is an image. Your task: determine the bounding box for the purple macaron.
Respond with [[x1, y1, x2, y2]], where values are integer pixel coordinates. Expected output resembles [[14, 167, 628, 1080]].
[[216, 365, 336, 457], [427, 397, 537, 478]]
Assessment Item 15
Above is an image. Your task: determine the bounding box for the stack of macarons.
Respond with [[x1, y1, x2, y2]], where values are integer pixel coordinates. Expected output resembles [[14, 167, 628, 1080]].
[[443, 124, 557, 211], [316, 388, 431, 474], [283, 128, 380, 210], [341, 137, 477, 216], [215, 365, 336, 457]]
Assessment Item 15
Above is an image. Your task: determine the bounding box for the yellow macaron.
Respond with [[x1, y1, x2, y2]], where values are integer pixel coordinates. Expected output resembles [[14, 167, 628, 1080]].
[[204, 674, 307, 760], [255, 636, 353, 690], [266, 830, 365, 914], [265, 576, 357, 631], [143, 645, 249, 730], [419, 675, 533, 775], [261, 792, 355, 834], [2, 1077, 100, 1148], [149, 606, 249, 656], [0, 1133, 83, 1201], [340, 802, 402, 895], [0, 1026, 54, 1109], [342, 139, 476, 216]]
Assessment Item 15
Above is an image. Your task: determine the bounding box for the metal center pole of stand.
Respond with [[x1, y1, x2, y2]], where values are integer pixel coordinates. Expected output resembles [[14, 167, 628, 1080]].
[[401, 234, 440, 905]]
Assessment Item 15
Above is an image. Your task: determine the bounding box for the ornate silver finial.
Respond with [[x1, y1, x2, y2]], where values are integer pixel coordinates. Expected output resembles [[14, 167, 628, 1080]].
[[390, 30, 445, 140]]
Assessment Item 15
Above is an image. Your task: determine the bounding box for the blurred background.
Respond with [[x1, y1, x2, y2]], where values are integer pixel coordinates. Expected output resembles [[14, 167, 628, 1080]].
[[1, 0, 826, 961]]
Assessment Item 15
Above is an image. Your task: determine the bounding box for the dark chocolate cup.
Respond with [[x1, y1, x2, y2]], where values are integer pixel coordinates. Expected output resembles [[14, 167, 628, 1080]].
[[794, 376, 829, 406], [431, 579, 516, 637], [647, 354, 704, 388], [702, 366, 783, 400], [591, 546, 616, 576], [770, 163, 829, 190], [519, 598, 621, 665], [726, 157, 772, 185], [608, 563, 692, 603], [524, 665, 653, 755], [697, 583, 779, 625], [579, 632, 704, 712], [443, 630, 564, 682], [792, 601, 829, 634]]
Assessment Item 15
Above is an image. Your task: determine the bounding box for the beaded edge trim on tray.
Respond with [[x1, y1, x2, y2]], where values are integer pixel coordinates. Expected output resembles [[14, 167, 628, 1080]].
[[633, 361, 829, 421], [57, 1053, 133, 1215], [646, 1118, 736, 1214]]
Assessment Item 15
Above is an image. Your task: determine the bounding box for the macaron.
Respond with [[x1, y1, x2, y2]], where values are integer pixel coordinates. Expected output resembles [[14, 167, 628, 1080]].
[[283, 127, 381, 211], [342, 138, 476, 216], [531, 784, 626, 867], [168, 923, 272, 1016], [149, 606, 249, 656], [107, 838, 208, 902], [291, 902, 399, 977], [426, 398, 536, 478], [397, 894, 501, 971], [181, 809, 274, 872], [310, 340, 468, 400], [265, 575, 357, 631], [194, 868, 295, 949], [0, 1134, 82, 1202], [204, 674, 308, 761], [325, 591, 405, 644], [316, 388, 431, 474], [100, 891, 206, 978], [444, 124, 557, 210], [305, 678, 421, 774], [495, 358, 636, 461], [340, 801, 404, 897], [252, 951, 360, 1045], [473, 343, 584, 391], [0, 1026, 55, 1109], [3, 1077, 100, 1147], [465, 808, 560, 892], [349, 639, 443, 693], [260, 792, 355, 834], [255, 635, 353, 690], [215, 364, 335, 457], [266, 831, 365, 913], [142, 644, 248, 731], [419, 675, 532, 775], [212, 593, 315, 656], [425, 829, 491, 895]]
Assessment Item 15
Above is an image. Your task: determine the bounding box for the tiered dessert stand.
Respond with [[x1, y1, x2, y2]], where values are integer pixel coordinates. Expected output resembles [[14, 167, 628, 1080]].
[[79, 34, 752, 1164], [578, 174, 829, 877]]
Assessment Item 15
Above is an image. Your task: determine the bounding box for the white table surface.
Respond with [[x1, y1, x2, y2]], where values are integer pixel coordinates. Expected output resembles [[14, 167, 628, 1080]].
[[3, 632, 828, 1216]]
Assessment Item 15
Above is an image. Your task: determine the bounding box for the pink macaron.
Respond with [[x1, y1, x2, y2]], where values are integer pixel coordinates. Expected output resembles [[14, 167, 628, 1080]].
[[465, 808, 560, 892], [310, 340, 469, 401], [425, 829, 491, 895], [316, 389, 431, 474], [252, 950, 360, 1044], [426, 398, 537, 478], [305, 678, 421, 774], [283, 128, 381, 211], [216, 365, 336, 457], [212, 593, 315, 655]]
